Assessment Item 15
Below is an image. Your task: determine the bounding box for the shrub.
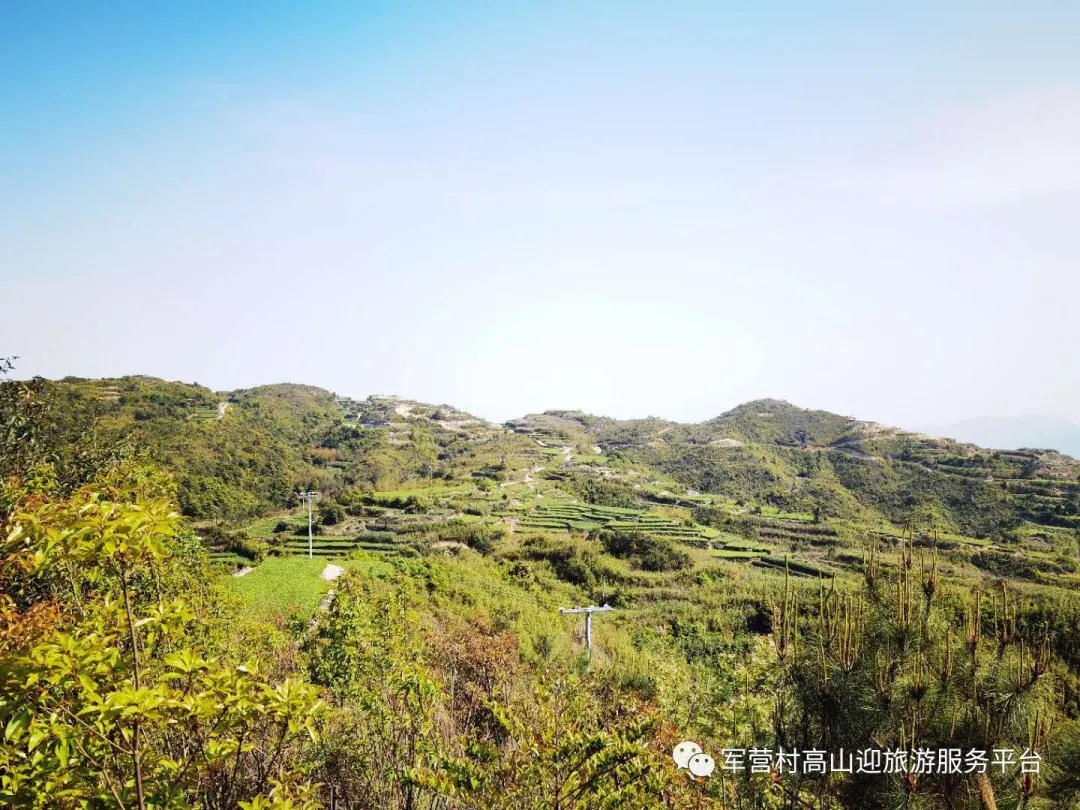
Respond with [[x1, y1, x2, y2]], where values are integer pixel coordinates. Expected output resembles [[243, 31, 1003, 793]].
[[225, 532, 266, 563], [599, 530, 691, 572], [460, 524, 502, 554], [0, 472, 324, 808], [418, 521, 504, 554], [267, 531, 290, 556], [319, 502, 346, 525], [519, 536, 603, 588]]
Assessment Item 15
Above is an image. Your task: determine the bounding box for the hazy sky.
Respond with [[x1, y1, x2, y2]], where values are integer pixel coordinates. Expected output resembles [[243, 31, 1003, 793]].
[[3, 2, 1079, 426]]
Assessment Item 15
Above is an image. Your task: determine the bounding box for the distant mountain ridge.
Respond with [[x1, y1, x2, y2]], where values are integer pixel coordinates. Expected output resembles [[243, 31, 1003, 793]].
[[520, 400, 1080, 462], [33, 379, 1080, 538], [922, 415, 1080, 461]]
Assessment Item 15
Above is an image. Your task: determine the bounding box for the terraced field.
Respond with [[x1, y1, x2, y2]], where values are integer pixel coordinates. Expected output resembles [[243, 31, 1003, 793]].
[[208, 550, 252, 570], [208, 530, 407, 570], [517, 503, 724, 543], [754, 555, 832, 578], [754, 517, 841, 546], [243, 514, 306, 537], [867, 527, 994, 549], [279, 530, 402, 558], [186, 406, 221, 423], [709, 549, 767, 560]]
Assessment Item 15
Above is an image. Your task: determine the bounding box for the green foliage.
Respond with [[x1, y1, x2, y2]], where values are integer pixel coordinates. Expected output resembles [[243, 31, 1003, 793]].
[[301, 576, 443, 807], [0, 368, 125, 516], [600, 530, 692, 572], [417, 678, 681, 809], [43, 379, 342, 521], [517, 536, 607, 588], [745, 543, 1064, 810], [556, 472, 642, 509], [705, 398, 857, 446], [0, 470, 324, 809], [317, 501, 345, 526], [301, 571, 708, 809]]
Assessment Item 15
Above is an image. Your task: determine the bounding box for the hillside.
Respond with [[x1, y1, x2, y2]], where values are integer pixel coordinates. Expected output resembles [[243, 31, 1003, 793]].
[[7, 372, 1080, 810], [44, 380, 1080, 530], [511, 398, 1080, 537], [17, 378, 1078, 591], [40, 376, 547, 515]]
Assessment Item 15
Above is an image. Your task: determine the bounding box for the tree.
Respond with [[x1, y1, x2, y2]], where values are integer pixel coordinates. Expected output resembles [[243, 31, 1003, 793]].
[[415, 677, 705, 809], [0, 358, 124, 514], [317, 502, 345, 526], [750, 539, 1060, 810], [0, 468, 325, 809]]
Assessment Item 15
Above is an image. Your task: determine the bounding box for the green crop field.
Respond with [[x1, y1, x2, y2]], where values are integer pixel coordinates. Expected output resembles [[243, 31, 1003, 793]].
[[223, 557, 331, 620], [243, 513, 306, 537], [186, 406, 220, 423], [371, 484, 474, 500], [207, 550, 251, 570], [517, 503, 720, 543], [279, 530, 402, 558], [570, 453, 606, 464], [720, 539, 774, 553]]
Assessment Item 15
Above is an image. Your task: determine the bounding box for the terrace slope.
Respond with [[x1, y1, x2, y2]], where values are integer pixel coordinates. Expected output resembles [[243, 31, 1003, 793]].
[[32, 379, 1080, 544]]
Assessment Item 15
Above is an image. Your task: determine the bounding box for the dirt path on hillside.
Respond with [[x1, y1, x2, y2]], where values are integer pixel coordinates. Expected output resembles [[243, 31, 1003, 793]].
[[309, 564, 344, 630], [320, 564, 344, 581]]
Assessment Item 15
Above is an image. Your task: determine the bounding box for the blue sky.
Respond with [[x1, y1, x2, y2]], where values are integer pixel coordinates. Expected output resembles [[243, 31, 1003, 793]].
[[3, 2, 1080, 426]]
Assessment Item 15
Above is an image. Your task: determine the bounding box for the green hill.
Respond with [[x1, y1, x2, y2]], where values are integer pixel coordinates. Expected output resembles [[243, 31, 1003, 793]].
[[512, 398, 1080, 539], [5, 377, 1070, 598], [32, 380, 1080, 548]]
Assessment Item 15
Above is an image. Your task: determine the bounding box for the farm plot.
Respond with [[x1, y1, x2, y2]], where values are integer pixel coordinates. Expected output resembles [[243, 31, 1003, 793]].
[[867, 527, 994, 549], [208, 550, 251, 570], [279, 530, 402, 558], [753, 518, 840, 547], [243, 514, 306, 538], [187, 406, 221, 423], [224, 557, 330, 621], [208, 530, 407, 569], [710, 549, 766, 560], [517, 503, 721, 543]]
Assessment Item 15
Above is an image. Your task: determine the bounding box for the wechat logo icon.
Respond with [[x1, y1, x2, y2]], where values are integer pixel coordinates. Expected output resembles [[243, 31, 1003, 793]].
[[672, 741, 715, 778]]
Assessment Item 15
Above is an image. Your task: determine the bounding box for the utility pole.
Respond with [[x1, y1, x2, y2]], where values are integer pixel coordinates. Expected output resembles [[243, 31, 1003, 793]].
[[559, 604, 614, 657], [298, 491, 317, 559]]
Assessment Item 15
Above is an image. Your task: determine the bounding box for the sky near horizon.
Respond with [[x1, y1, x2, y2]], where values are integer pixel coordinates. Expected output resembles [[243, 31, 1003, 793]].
[[3, 2, 1080, 426]]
